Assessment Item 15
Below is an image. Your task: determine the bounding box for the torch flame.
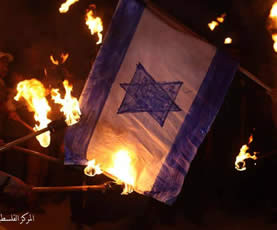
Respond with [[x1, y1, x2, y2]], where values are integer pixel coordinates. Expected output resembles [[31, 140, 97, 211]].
[[84, 159, 102, 177], [270, 2, 277, 18], [208, 13, 226, 31], [50, 55, 59, 65], [61, 52, 69, 64], [224, 37, 232, 44], [269, 2, 277, 52], [50, 53, 69, 65], [14, 79, 52, 147], [85, 9, 103, 45], [51, 80, 81, 126], [59, 0, 79, 13], [84, 149, 136, 194], [208, 21, 219, 31], [217, 13, 226, 23], [235, 135, 258, 171]]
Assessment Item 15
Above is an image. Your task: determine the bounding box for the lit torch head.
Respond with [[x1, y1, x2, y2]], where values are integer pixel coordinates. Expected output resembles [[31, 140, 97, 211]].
[[14, 79, 52, 147], [51, 80, 81, 126], [84, 149, 136, 195], [235, 135, 258, 171], [208, 21, 219, 31], [85, 9, 103, 45]]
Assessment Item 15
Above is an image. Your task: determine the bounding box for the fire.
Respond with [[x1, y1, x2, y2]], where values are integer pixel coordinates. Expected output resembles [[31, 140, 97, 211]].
[[272, 34, 277, 52], [50, 53, 69, 65], [14, 79, 52, 147], [85, 9, 103, 45], [268, 2, 277, 52], [59, 0, 79, 13], [84, 159, 102, 176], [84, 149, 136, 194], [208, 21, 219, 31], [217, 13, 226, 23], [60, 52, 69, 64], [224, 37, 232, 44], [50, 55, 59, 65], [235, 135, 258, 171], [208, 13, 226, 31], [270, 2, 277, 18], [106, 149, 135, 194], [51, 80, 81, 126]]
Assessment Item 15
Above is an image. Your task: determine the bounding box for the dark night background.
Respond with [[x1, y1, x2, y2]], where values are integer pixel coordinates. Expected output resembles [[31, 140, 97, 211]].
[[0, 0, 277, 229]]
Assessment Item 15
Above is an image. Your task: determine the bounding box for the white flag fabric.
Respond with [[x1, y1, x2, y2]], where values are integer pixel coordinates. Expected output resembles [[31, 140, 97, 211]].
[[65, 0, 238, 204]]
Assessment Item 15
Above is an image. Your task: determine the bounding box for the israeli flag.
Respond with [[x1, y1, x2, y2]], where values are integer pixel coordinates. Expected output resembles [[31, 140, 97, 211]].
[[65, 0, 238, 204]]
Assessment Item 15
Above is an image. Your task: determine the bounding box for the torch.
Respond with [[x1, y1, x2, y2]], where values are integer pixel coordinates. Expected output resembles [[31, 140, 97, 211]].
[[0, 119, 67, 153]]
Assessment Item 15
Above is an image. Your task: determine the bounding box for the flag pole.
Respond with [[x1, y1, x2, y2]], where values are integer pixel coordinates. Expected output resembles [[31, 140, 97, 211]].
[[144, 0, 273, 93]]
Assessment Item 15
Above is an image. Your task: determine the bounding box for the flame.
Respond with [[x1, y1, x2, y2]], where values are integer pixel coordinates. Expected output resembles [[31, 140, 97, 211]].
[[84, 149, 136, 194], [235, 135, 258, 171], [224, 37, 232, 44], [59, 0, 79, 13], [208, 21, 219, 31], [208, 13, 226, 31], [106, 149, 135, 194], [269, 2, 277, 52], [51, 80, 81, 126], [84, 159, 102, 176], [50, 55, 59, 65], [60, 52, 69, 64], [272, 34, 277, 52], [85, 9, 103, 45], [14, 79, 52, 147], [217, 13, 226, 23], [50, 53, 69, 65], [270, 2, 277, 18]]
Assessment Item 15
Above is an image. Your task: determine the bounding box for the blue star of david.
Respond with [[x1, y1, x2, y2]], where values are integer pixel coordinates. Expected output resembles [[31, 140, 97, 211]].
[[117, 63, 184, 127]]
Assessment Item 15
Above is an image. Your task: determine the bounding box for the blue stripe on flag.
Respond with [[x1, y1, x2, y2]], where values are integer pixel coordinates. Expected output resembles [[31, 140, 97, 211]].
[[146, 50, 238, 204], [64, 0, 144, 164]]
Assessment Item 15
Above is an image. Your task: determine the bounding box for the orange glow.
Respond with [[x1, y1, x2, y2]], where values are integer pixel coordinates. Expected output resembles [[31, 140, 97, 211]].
[[59, 0, 79, 13], [51, 80, 81, 126], [85, 9, 103, 45], [208, 21, 219, 31], [235, 135, 258, 171], [224, 37, 232, 44], [50, 55, 59, 65], [14, 79, 52, 147]]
